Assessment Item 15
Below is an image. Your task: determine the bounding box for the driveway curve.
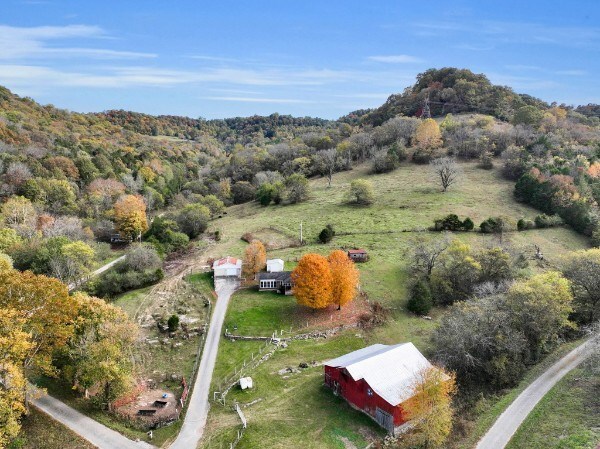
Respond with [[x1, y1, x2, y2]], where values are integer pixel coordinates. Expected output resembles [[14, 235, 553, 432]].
[[169, 277, 238, 449], [476, 340, 593, 449], [32, 391, 155, 449]]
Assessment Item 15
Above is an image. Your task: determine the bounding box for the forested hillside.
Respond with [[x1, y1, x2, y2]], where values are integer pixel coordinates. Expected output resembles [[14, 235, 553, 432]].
[[1, 67, 600, 448]]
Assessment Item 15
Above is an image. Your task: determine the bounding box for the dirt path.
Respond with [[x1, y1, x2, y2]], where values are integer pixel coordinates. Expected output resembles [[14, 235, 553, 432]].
[[32, 390, 155, 449], [169, 277, 238, 449], [475, 340, 593, 449]]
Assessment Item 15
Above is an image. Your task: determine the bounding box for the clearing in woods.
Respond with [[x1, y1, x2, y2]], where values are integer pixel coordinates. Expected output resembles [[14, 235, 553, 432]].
[[197, 161, 589, 449]]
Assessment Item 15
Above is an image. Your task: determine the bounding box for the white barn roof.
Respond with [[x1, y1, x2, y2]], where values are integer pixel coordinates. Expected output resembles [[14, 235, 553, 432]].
[[325, 343, 435, 406]]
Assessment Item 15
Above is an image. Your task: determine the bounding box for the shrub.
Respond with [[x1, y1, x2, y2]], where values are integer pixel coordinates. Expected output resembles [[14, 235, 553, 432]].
[[433, 214, 474, 232], [348, 179, 375, 205], [517, 218, 535, 231], [480, 216, 515, 234], [462, 217, 474, 231], [241, 232, 254, 243], [478, 151, 494, 169], [167, 314, 180, 332], [534, 214, 563, 229], [318, 224, 335, 244], [407, 280, 433, 315], [372, 150, 400, 174], [358, 301, 390, 329]]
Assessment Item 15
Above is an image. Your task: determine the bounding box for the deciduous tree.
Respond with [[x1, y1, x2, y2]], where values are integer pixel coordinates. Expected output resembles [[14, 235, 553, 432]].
[[560, 249, 600, 324], [113, 194, 148, 241], [506, 271, 574, 360], [0, 269, 76, 375], [402, 367, 456, 449], [414, 118, 442, 149], [63, 294, 138, 407], [292, 253, 333, 309], [430, 157, 461, 192], [327, 250, 359, 309], [0, 309, 32, 447], [348, 179, 374, 205], [243, 240, 266, 278]]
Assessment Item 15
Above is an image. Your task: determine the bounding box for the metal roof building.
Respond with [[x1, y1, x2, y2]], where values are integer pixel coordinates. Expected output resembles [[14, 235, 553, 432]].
[[324, 343, 438, 434]]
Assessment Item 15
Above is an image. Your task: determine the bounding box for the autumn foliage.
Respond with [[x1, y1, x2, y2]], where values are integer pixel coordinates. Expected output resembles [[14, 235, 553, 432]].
[[414, 118, 442, 149], [402, 366, 457, 448], [328, 250, 359, 308], [113, 194, 148, 240], [243, 240, 267, 278], [292, 251, 359, 309], [292, 253, 334, 309]]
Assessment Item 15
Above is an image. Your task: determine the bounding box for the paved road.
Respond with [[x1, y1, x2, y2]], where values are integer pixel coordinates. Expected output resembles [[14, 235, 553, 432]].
[[69, 255, 126, 291], [476, 340, 593, 449], [169, 277, 238, 449], [32, 390, 155, 449]]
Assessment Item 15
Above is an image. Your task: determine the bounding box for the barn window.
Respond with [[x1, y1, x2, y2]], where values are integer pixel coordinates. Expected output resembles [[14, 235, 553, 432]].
[[367, 388, 373, 397]]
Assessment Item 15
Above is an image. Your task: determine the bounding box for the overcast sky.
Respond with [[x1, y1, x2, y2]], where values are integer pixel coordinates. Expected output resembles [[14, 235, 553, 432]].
[[1, 0, 599, 119]]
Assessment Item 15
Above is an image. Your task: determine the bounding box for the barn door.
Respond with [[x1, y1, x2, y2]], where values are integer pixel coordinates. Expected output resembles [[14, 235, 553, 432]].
[[375, 407, 394, 433]]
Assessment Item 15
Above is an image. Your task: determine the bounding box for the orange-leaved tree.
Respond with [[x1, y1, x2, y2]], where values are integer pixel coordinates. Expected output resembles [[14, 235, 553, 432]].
[[292, 253, 333, 309], [243, 240, 267, 278], [402, 366, 457, 448], [113, 194, 148, 240], [328, 250, 359, 310]]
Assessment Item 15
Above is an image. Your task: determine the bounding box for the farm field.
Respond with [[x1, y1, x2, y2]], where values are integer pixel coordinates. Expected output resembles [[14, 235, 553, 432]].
[[199, 161, 590, 449]]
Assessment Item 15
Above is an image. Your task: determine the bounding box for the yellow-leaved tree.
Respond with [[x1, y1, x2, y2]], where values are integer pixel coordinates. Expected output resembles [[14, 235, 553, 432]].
[[113, 194, 148, 240], [402, 366, 457, 448], [328, 250, 359, 309], [0, 309, 32, 448], [243, 240, 266, 279], [292, 253, 333, 309], [62, 293, 139, 407], [414, 118, 442, 149], [0, 269, 76, 375]]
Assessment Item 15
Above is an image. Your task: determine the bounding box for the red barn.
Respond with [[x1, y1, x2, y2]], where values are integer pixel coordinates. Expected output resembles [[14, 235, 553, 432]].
[[324, 343, 436, 434]]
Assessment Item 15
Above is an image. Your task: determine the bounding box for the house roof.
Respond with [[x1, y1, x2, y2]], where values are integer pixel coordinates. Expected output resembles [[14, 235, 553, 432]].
[[258, 271, 292, 282], [348, 249, 367, 254], [212, 256, 241, 269], [325, 343, 436, 406]]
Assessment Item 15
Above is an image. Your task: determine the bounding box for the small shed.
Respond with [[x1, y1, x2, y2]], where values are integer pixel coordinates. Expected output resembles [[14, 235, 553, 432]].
[[213, 257, 242, 278], [348, 249, 368, 262], [266, 258, 285, 273], [239, 377, 253, 390], [324, 343, 444, 434]]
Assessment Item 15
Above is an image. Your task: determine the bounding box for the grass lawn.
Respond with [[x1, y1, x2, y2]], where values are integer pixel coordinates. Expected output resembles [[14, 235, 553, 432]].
[[17, 407, 96, 449], [506, 364, 600, 449], [200, 162, 590, 449]]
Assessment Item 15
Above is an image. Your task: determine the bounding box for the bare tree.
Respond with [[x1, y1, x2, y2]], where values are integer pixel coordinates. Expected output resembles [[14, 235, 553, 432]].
[[412, 232, 451, 277], [316, 149, 338, 187], [430, 157, 461, 192]]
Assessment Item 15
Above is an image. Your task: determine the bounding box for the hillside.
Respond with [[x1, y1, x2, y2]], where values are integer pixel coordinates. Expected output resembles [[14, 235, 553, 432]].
[[2, 67, 600, 449], [196, 161, 589, 449]]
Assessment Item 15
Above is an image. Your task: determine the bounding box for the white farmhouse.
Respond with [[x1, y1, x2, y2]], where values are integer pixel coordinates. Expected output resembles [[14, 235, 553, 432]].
[[266, 258, 284, 273], [212, 256, 242, 278]]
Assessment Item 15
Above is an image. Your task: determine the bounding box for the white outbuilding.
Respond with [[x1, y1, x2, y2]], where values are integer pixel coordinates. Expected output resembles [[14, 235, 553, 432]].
[[212, 256, 242, 278], [266, 258, 284, 273], [239, 377, 253, 390]]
